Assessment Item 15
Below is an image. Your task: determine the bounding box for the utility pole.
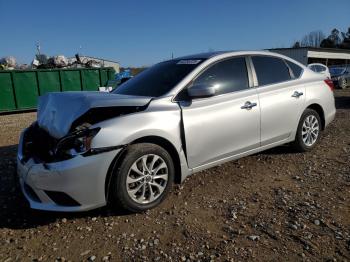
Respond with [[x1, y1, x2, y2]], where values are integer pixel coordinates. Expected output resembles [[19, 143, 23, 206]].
[[36, 42, 41, 55]]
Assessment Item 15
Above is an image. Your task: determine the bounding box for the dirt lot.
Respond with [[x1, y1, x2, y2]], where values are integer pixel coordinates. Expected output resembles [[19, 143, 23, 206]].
[[0, 90, 349, 262]]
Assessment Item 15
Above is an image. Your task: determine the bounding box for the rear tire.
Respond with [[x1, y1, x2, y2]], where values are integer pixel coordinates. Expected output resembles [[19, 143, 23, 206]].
[[109, 143, 174, 213], [292, 109, 321, 152]]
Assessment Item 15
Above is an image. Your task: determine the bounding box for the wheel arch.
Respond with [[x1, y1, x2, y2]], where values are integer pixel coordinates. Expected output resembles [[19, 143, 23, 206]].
[[305, 103, 325, 130], [131, 136, 182, 184], [104, 135, 183, 202]]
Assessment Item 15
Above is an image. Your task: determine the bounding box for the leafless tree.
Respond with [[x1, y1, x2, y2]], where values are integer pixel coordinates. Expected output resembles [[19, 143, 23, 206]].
[[300, 31, 325, 47]]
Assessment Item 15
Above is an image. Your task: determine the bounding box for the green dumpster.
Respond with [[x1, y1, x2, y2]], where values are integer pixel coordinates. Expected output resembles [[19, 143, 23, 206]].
[[0, 72, 16, 112], [61, 70, 82, 91], [0, 67, 115, 113], [38, 71, 61, 95], [13, 71, 39, 109]]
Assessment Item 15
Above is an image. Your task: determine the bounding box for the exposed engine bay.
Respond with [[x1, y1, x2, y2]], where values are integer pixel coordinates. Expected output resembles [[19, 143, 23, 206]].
[[22, 92, 152, 163]]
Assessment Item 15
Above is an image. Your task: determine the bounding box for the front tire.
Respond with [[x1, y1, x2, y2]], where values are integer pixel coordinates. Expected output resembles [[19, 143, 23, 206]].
[[292, 109, 321, 152], [110, 143, 174, 212]]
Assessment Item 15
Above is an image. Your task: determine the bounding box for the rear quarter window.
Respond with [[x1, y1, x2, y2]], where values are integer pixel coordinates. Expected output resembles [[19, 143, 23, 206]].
[[286, 60, 303, 78], [252, 56, 291, 86], [315, 65, 326, 72]]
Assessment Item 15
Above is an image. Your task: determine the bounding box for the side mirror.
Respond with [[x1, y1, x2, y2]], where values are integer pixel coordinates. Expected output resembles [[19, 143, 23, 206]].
[[187, 84, 215, 98]]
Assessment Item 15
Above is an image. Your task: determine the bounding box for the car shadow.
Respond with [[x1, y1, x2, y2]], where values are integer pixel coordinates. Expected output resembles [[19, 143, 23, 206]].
[[335, 93, 350, 109], [258, 144, 298, 155], [0, 144, 132, 230]]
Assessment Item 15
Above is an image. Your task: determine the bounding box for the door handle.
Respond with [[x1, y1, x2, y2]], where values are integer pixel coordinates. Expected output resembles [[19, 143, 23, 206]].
[[241, 101, 257, 110], [292, 91, 303, 98]]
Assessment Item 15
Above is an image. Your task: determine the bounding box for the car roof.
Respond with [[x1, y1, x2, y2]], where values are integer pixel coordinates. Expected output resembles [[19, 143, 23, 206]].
[[160, 50, 317, 97], [176, 51, 229, 60], [174, 50, 296, 61]]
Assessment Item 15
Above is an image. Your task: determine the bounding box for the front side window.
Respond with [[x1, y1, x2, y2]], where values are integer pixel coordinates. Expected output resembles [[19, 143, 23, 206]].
[[252, 56, 291, 86], [190, 57, 249, 96], [113, 59, 204, 97]]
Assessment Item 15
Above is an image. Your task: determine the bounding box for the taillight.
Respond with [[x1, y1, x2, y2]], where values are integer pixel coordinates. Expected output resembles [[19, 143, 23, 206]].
[[324, 79, 334, 91]]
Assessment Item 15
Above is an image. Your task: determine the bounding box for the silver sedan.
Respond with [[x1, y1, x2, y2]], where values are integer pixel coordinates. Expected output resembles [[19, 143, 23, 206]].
[[17, 51, 336, 212]]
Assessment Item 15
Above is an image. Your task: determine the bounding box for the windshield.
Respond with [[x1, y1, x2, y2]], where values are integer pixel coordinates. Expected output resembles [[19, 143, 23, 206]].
[[113, 59, 204, 97]]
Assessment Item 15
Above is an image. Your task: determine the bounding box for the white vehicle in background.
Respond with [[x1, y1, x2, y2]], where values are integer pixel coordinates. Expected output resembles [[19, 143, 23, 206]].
[[329, 66, 350, 89], [307, 63, 331, 79]]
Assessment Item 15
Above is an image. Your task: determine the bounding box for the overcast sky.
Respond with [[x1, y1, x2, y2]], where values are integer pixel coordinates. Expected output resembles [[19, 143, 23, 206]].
[[0, 0, 349, 67]]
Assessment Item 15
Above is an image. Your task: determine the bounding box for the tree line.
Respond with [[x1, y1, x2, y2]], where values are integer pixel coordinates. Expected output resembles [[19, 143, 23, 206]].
[[292, 27, 350, 49]]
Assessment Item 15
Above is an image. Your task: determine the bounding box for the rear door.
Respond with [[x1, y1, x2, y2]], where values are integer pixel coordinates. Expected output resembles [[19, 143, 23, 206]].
[[179, 57, 260, 169], [251, 56, 306, 146]]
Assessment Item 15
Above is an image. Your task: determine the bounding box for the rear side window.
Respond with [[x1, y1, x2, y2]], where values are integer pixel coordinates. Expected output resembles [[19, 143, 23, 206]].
[[309, 65, 316, 72], [315, 65, 326, 72], [192, 57, 249, 95], [286, 60, 303, 78], [252, 56, 291, 86]]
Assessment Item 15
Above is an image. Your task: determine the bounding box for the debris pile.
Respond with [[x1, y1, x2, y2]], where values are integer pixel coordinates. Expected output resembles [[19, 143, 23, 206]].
[[0, 56, 17, 70], [0, 53, 103, 70], [32, 53, 102, 69]]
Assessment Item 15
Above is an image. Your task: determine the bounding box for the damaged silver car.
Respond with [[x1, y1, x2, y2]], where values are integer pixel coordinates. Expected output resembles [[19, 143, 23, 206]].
[[17, 51, 336, 212]]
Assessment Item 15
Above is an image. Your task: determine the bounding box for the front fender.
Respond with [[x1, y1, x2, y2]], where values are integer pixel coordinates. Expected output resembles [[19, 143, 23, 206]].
[[92, 102, 191, 186], [91, 109, 183, 152]]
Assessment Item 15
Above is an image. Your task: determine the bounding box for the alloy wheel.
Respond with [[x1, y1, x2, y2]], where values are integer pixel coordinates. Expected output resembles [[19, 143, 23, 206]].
[[126, 154, 168, 204], [341, 79, 347, 89], [301, 115, 319, 147]]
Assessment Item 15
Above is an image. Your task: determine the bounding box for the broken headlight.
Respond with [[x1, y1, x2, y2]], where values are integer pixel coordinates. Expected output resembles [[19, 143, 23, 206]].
[[54, 125, 101, 157]]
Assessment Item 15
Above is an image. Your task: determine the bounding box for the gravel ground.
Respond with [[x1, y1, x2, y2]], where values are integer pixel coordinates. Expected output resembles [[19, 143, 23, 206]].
[[0, 90, 349, 261]]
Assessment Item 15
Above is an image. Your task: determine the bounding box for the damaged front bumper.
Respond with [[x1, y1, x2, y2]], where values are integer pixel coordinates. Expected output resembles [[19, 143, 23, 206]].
[[17, 129, 122, 212]]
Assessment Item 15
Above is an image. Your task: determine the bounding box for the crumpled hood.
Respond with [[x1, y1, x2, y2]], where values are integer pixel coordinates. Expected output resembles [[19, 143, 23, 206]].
[[37, 91, 152, 139]]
